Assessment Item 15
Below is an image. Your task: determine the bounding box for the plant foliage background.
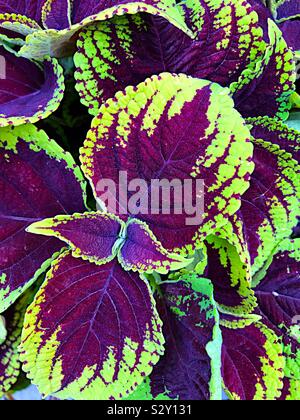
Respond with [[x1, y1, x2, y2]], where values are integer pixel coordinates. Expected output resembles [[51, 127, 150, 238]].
[[0, 0, 299, 401]]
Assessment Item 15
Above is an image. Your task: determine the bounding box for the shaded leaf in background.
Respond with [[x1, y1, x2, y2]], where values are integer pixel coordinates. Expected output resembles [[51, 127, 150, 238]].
[[0, 45, 64, 127]]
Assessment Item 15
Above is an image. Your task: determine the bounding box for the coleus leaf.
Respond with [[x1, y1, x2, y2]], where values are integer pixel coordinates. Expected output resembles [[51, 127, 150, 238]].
[[273, 0, 300, 22], [0, 124, 86, 313], [18, 0, 191, 59], [74, 0, 267, 113], [118, 219, 191, 273], [232, 19, 295, 121], [0, 290, 34, 397], [265, 0, 300, 52], [149, 273, 222, 400], [28, 212, 190, 274], [80, 73, 254, 255], [253, 238, 300, 400], [74, 0, 294, 119], [0, 13, 41, 45], [222, 319, 285, 400], [235, 118, 300, 275], [203, 231, 257, 316], [27, 212, 124, 265], [248, 116, 300, 162], [278, 20, 300, 52], [20, 251, 165, 400], [0, 0, 45, 23], [0, 45, 64, 127]]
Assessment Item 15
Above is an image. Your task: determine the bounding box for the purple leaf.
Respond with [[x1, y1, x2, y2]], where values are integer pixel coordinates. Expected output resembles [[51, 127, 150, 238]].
[[203, 231, 257, 316], [236, 119, 300, 274], [149, 273, 222, 400], [0, 124, 87, 313], [222, 320, 285, 400], [80, 73, 254, 254], [0, 0, 45, 23], [279, 20, 300, 52], [253, 239, 300, 400], [119, 219, 191, 274], [74, 0, 294, 119], [275, 0, 300, 22], [20, 251, 164, 400], [42, 0, 72, 30], [0, 46, 65, 127], [19, 0, 190, 59], [28, 212, 124, 265]]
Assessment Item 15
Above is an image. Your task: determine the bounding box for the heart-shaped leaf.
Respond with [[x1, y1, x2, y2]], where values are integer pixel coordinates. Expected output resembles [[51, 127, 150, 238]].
[[80, 73, 254, 255], [20, 251, 164, 400]]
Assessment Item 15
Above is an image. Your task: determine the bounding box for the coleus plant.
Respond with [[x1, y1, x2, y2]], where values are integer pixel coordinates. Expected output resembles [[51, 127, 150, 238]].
[[0, 0, 299, 401], [264, 0, 300, 53]]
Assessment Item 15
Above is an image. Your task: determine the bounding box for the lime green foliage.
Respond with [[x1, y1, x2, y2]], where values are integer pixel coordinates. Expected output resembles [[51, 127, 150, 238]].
[[124, 377, 173, 400], [0, 316, 6, 345]]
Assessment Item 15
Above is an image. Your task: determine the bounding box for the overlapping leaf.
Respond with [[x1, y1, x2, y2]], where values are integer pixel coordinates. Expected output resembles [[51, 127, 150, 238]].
[[234, 118, 300, 275], [203, 232, 256, 316], [273, 0, 300, 21], [20, 251, 165, 400], [74, 0, 295, 119], [0, 45, 64, 127], [266, 0, 300, 52], [253, 239, 300, 400], [0, 290, 34, 397], [80, 73, 254, 255], [149, 273, 222, 400], [0, 124, 86, 313], [28, 212, 125, 265], [222, 320, 285, 400], [28, 212, 189, 273], [17, 0, 191, 59]]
